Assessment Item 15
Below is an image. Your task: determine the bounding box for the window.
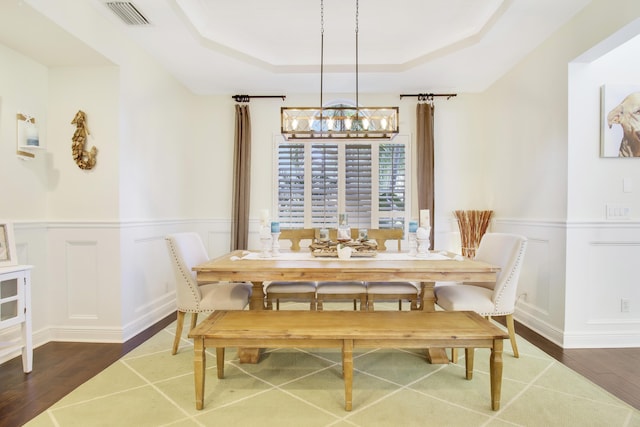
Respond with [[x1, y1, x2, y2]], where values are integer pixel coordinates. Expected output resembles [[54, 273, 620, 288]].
[[275, 135, 410, 230]]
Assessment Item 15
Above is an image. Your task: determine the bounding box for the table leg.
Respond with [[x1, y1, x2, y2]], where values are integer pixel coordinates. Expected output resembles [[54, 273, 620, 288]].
[[420, 282, 450, 364], [216, 348, 225, 379], [239, 282, 266, 363], [343, 339, 353, 411], [465, 348, 474, 380], [249, 281, 266, 310], [420, 282, 436, 311], [490, 339, 504, 411], [194, 337, 206, 410]]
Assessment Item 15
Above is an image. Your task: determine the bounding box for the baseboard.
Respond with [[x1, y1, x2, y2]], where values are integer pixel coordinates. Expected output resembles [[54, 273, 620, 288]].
[[515, 310, 565, 347], [562, 331, 640, 348], [123, 299, 176, 341]]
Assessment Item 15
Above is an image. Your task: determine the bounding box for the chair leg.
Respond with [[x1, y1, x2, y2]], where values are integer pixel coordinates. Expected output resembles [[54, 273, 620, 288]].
[[317, 299, 324, 311], [506, 314, 519, 358], [172, 310, 186, 355], [398, 300, 402, 310], [451, 348, 458, 364], [190, 312, 198, 330]]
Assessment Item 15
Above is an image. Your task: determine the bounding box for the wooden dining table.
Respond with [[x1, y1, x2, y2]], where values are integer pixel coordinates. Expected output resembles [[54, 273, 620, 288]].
[[193, 249, 500, 364]]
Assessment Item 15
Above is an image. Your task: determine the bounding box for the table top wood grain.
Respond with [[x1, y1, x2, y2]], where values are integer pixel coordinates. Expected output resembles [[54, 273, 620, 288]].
[[193, 250, 500, 284]]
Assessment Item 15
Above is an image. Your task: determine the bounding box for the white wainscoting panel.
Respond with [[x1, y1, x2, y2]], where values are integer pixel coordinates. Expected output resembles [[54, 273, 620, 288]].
[[565, 221, 640, 347], [493, 219, 568, 346], [65, 240, 99, 320]]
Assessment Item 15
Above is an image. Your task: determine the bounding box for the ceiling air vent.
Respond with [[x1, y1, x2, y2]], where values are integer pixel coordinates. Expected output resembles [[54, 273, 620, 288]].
[[105, 2, 150, 26]]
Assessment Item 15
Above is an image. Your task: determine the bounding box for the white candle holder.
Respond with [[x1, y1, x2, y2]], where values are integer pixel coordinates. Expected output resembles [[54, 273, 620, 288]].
[[416, 238, 429, 259], [271, 232, 281, 256]]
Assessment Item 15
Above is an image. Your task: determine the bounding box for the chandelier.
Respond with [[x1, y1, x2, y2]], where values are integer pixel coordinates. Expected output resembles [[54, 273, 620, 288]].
[[281, 0, 399, 140]]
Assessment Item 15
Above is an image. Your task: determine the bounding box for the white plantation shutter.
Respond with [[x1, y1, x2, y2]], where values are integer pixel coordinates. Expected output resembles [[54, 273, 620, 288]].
[[311, 143, 339, 227], [345, 144, 372, 228], [277, 137, 408, 230], [378, 143, 406, 229], [277, 143, 305, 228]]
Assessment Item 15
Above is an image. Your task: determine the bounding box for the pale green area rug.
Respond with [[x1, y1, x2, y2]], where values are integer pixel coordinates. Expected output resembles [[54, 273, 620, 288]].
[[26, 303, 640, 427]]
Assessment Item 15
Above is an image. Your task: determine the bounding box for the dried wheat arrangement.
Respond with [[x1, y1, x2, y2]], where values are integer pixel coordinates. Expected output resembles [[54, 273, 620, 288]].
[[454, 210, 493, 258]]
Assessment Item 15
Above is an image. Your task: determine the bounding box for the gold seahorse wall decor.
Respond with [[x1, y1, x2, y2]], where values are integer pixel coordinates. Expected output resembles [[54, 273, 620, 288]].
[[71, 110, 97, 170]]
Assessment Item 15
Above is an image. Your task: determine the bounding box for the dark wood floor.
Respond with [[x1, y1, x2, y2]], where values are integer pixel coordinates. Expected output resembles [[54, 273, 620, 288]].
[[0, 313, 175, 427], [500, 318, 640, 411], [1, 315, 638, 427]]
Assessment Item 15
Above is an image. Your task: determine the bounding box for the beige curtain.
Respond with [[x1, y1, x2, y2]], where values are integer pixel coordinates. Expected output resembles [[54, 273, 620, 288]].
[[231, 104, 251, 250], [416, 102, 435, 249]]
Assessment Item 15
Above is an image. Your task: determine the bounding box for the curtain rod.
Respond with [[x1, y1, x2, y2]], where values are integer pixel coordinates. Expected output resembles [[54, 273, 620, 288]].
[[399, 93, 457, 101], [232, 95, 286, 102]]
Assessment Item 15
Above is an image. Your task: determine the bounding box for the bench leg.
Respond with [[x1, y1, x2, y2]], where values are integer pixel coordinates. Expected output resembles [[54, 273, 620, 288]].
[[465, 348, 474, 380], [343, 339, 354, 411], [194, 337, 206, 410], [490, 339, 504, 411]]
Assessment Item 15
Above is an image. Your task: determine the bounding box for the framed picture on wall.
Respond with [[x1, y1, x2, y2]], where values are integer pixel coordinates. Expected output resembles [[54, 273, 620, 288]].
[[601, 84, 640, 157], [0, 222, 17, 267]]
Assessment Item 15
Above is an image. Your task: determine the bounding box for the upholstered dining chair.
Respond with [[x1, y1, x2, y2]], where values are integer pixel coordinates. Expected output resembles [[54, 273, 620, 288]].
[[314, 228, 368, 311], [365, 228, 421, 311], [264, 228, 317, 310], [434, 232, 528, 361], [166, 232, 252, 355]]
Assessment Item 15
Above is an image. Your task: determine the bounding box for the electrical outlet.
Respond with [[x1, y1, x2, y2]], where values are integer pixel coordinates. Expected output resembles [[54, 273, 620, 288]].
[[621, 299, 630, 313]]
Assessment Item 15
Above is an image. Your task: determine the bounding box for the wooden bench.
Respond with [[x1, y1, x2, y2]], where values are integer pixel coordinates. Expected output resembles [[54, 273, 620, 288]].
[[189, 310, 508, 411]]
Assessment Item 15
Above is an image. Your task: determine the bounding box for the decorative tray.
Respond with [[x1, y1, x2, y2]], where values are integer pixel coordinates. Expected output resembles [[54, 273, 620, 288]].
[[309, 240, 378, 257]]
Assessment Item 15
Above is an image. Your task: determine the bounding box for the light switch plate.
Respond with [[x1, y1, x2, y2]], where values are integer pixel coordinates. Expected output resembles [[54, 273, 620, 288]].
[[606, 203, 631, 220]]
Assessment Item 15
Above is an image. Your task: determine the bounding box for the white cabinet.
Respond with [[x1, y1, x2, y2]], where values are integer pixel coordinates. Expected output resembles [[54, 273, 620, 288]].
[[0, 265, 33, 373]]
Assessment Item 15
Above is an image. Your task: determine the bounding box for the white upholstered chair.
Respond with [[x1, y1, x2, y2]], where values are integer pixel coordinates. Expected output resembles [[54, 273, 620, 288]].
[[365, 228, 421, 311], [166, 232, 252, 355], [434, 232, 528, 361], [264, 228, 317, 310]]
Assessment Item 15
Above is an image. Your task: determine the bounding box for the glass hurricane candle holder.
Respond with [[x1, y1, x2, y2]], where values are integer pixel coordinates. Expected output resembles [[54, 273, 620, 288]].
[[271, 232, 281, 256], [408, 232, 417, 256]]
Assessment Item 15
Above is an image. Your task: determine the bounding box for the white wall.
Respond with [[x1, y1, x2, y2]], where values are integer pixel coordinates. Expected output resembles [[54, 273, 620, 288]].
[[1, 0, 206, 363], [477, 0, 640, 346], [0, 44, 49, 219], [0, 44, 51, 359], [46, 66, 120, 219], [564, 24, 640, 347]]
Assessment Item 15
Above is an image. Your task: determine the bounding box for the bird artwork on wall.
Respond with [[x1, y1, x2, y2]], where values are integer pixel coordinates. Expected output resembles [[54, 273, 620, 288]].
[[71, 110, 97, 170]]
